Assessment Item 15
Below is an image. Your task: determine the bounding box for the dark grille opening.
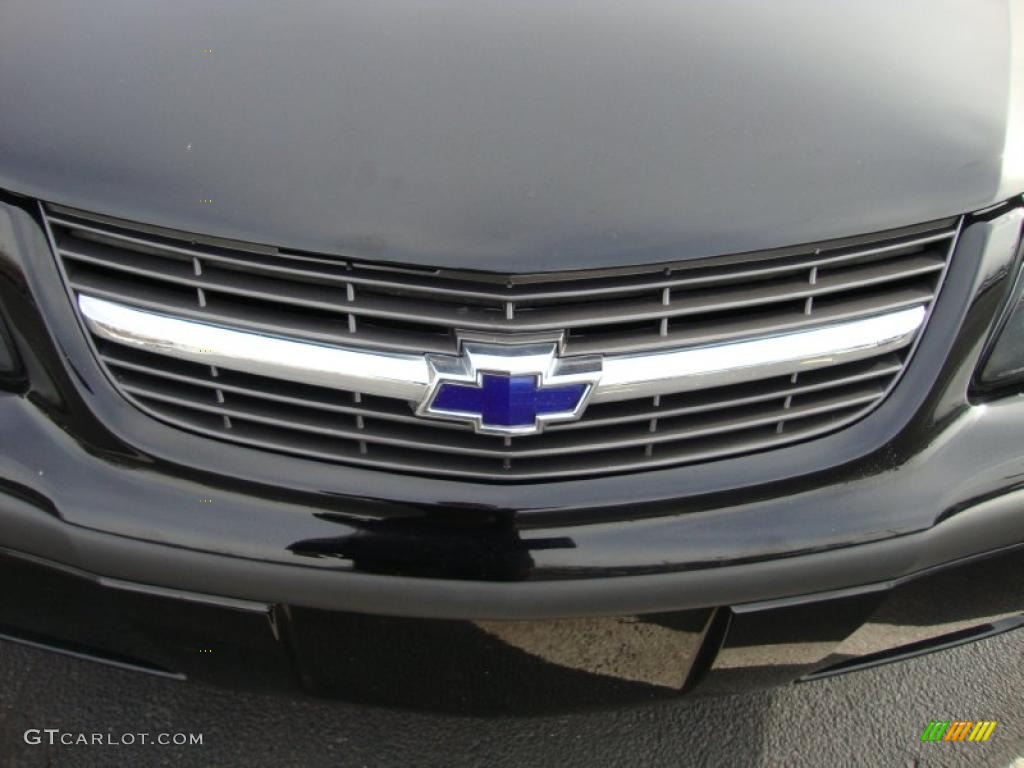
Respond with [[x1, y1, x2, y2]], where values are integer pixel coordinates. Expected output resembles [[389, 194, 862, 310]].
[[47, 203, 957, 481]]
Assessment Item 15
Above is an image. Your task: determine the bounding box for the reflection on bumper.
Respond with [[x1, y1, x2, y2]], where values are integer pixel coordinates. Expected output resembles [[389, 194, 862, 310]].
[[0, 541, 1020, 712], [475, 615, 710, 689]]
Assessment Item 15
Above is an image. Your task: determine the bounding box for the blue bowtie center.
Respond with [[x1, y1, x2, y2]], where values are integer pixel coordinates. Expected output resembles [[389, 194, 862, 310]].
[[431, 373, 587, 427]]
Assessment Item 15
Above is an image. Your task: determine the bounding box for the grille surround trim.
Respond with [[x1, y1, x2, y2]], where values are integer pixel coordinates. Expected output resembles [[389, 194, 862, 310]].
[[44, 202, 959, 481]]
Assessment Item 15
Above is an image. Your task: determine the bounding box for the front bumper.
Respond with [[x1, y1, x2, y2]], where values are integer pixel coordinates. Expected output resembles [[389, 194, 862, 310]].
[[1, 195, 1024, 711], [1, 526, 1022, 713]]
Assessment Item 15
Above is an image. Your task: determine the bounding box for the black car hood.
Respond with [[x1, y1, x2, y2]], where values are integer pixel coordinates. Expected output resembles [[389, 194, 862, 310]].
[[0, 1, 1013, 272]]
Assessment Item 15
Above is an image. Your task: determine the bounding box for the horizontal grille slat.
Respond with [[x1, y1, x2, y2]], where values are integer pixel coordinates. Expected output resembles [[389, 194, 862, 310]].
[[59, 234, 945, 334], [570, 287, 934, 354], [103, 339, 902, 436], [49, 205, 956, 354], [552, 355, 903, 430], [113, 394, 875, 480], [102, 354, 435, 428], [117, 362, 885, 459], [513, 255, 944, 330], [66, 273, 456, 354], [48, 211, 952, 303], [45, 202, 956, 481]]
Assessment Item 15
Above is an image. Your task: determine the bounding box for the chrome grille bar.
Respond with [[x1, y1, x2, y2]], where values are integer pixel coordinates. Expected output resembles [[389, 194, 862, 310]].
[[80, 294, 925, 406], [594, 306, 923, 402], [78, 294, 431, 401]]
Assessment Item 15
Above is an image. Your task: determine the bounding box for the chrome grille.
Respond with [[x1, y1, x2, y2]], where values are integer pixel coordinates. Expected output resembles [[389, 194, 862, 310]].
[[45, 203, 957, 481]]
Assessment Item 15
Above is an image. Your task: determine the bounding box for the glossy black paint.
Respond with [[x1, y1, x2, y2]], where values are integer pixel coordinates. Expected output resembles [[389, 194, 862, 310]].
[[976, 227, 1024, 388], [0, 310, 17, 375], [0, 0, 1022, 705], [0, 1, 1014, 272], [1, 195, 1022, 599], [0, 542, 1020, 712], [0, 199, 1021, 710], [695, 544, 1024, 697]]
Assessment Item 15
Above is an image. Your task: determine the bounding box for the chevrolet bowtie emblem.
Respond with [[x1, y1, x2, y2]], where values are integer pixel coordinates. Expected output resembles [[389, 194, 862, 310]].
[[417, 338, 603, 436]]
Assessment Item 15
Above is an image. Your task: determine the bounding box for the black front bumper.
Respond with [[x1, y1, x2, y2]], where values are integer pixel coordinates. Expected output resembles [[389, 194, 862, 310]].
[[1, 533, 1022, 713], [1, 195, 1024, 711]]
